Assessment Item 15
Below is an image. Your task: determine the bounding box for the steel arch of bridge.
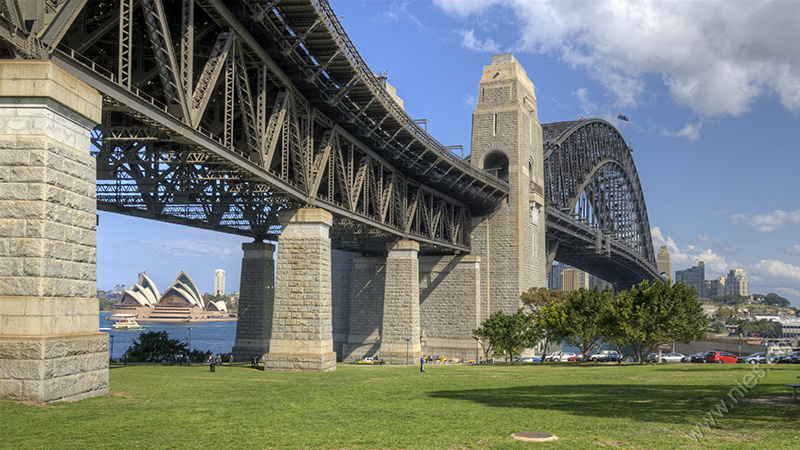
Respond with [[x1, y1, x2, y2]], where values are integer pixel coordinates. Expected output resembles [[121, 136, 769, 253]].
[[543, 119, 659, 288]]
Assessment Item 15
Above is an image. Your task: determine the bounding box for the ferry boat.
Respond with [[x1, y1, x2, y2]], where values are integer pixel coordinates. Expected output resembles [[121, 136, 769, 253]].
[[110, 314, 144, 330]]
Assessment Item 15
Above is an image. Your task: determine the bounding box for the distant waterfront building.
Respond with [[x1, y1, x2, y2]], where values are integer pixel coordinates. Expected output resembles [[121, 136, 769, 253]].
[[113, 270, 233, 321], [656, 246, 672, 282], [725, 269, 749, 296], [676, 261, 705, 297], [214, 269, 225, 296]]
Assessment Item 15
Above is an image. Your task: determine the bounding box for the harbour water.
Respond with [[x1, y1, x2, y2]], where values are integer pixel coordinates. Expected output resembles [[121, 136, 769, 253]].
[[99, 312, 237, 359]]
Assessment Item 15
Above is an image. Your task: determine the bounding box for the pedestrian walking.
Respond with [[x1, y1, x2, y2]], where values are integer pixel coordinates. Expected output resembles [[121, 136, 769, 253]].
[[210, 357, 215, 372], [420, 356, 425, 373]]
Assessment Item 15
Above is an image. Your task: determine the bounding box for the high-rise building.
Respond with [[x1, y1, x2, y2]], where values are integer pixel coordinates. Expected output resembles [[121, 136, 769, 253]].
[[550, 262, 604, 291], [561, 268, 582, 292], [214, 269, 225, 296], [549, 262, 564, 290], [656, 246, 672, 282], [705, 276, 727, 297], [676, 261, 705, 297], [725, 269, 749, 297]]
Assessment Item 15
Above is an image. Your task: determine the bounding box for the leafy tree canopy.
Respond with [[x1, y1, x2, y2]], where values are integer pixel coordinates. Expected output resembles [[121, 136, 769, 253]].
[[608, 280, 706, 364], [473, 309, 542, 362], [762, 292, 791, 307], [125, 331, 189, 363], [558, 287, 614, 357], [521, 287, 568, 362]]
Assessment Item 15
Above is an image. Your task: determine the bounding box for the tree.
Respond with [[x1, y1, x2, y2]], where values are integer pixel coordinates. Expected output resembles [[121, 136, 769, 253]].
[[710, 320, 727, 332], [714, 306, 734, 322], [763, 292, 790, 308], [558, 287, 614, 357], [521, 287, 568, 362], [473, 309, 543, 362], [125, 331, 189, 363], [734, 319, 781, 338], [608, 280, 706, 364]]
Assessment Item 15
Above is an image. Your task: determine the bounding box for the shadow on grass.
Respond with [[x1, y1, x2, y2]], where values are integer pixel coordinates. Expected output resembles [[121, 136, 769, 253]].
[[428, 382, 796, 425]]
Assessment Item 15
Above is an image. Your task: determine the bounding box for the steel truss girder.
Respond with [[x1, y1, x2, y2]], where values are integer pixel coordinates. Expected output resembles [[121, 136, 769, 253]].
[[1, 0, 475, 251], [543, 119, 657, 277]]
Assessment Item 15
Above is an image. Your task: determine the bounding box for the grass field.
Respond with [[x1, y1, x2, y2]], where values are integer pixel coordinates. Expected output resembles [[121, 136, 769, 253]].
[[2, 362, 799, 449]]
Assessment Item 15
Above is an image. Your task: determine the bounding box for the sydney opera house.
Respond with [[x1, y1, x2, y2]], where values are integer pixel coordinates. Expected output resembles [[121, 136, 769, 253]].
[[111, 271, 233, 321]]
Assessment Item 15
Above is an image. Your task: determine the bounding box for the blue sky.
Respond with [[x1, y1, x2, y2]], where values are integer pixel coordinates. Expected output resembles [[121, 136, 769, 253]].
[[98, 0, 800, 305]]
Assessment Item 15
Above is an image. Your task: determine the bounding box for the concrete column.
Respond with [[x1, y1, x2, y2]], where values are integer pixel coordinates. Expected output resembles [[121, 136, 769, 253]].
[[379, 240, 421, 365], [0, 61, 108, 403], [231, 241, 275, 362], [263, 208, 336, 371]]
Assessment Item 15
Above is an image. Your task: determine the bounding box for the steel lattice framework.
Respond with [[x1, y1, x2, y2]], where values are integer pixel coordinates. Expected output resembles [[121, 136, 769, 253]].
[[0, 0, 658, 281], [0, 0, 509, 252], [543, 119, 659, 288]]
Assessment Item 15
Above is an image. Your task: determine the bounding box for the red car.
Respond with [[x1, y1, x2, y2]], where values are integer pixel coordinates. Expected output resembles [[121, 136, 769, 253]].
[[705, 351, 738, 363]]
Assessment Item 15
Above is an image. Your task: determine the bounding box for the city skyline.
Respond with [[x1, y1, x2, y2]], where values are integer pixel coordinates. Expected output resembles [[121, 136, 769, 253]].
[[96, 0, 800, 305]]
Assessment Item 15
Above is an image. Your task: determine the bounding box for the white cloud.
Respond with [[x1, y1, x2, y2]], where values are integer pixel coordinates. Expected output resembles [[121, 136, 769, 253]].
[[651, 227, 730, 276], [138, 236, 248, 260], [458, 29, 501, 53], [785, 245, 800, 256], [660, 120, 704, 142], [573, 88, 598, 116], [435, 0, 500, 17], [745, 259, 800, 285], [378, 2, 426, 29], [461, 93, 476, 109], [730, 208, 800, 232], [437, 1, 800, 117]]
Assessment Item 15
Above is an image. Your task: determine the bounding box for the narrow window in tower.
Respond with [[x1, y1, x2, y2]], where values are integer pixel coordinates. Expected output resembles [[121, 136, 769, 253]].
[[493, 114, 497, 136]]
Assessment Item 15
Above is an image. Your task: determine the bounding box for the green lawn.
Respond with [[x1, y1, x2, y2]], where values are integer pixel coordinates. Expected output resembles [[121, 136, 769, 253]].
[[2, 362, 799, 449]]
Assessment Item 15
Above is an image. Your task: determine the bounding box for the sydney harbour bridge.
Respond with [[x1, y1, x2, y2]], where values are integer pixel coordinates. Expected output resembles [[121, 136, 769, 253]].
[[0, 0, 658, 401]]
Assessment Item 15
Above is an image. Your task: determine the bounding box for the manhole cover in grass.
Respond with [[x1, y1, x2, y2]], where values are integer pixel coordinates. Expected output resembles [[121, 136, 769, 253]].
[[511, 431, 558, 442]]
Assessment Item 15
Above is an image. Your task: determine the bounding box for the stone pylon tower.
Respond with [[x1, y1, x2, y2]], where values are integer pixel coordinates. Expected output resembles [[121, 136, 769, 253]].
[[469, 54, 547, 317]]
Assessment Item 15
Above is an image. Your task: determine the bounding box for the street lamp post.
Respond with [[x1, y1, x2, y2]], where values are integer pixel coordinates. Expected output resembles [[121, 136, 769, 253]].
[[405, 338, 410, 365], [109, 334, 115, 361]]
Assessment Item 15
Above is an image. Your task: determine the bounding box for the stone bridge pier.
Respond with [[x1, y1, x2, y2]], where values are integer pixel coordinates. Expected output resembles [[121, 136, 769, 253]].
[[235, 53, 548, 369], [0, 61, 109, 402], [261, 208, 337, 371]]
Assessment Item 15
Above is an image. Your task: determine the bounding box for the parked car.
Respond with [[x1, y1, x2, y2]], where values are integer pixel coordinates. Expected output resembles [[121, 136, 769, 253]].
[[569, 353, 584, 362], [737, 352, 766, 364], [690, 351, 710, 363], [545, 352, 577, 362], [662, 352, 685, 363], [590, 350, 623, 362], [357, 357, 376, 364], [705, 351, 738, 363], [646, 352, 685, 363], [776, 351, 800, 364], [520, 357, 541, 363]]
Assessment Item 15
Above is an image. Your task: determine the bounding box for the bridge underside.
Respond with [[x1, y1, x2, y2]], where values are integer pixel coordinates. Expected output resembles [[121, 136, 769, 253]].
[[546, 209, 660, 290]]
